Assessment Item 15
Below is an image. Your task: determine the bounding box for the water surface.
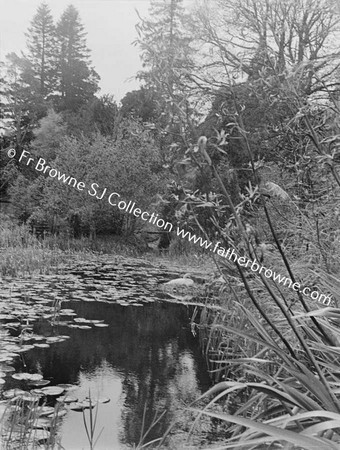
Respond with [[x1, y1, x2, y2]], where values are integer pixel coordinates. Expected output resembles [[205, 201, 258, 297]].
[[0, 257, 211, 449]]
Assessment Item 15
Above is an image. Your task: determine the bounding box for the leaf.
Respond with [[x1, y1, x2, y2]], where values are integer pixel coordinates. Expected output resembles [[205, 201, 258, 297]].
[[192, 381, 301, 408], [262, 182, 290, 200], [188, 408, 337, 450]]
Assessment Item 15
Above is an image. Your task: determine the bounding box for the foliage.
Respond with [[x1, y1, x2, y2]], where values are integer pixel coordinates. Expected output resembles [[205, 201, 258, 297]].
[[11, 118, 166, 237], [55, 5, 100, 111], [63, 94, 119, 137], [32, 108, 67, 160], [135, 0, 198, 164], [121, 88, 158, 122], [0, 214, 65, 277], [24, 2, 57, 97]]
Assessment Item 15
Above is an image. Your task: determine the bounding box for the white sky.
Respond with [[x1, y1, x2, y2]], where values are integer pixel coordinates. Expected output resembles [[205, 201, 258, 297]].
[[0, 0, 154, 102]]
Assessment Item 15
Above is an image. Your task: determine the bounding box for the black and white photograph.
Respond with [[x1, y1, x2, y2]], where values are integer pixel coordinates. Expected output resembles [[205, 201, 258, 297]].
[[0, 0, 340, 448]]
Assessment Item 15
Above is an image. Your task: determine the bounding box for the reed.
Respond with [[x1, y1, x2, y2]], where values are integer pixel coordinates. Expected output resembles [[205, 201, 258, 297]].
[[157, 98, 340, 448]]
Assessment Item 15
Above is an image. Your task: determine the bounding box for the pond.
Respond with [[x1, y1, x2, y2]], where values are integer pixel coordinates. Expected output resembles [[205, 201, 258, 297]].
[[0, 256, 212, 449]]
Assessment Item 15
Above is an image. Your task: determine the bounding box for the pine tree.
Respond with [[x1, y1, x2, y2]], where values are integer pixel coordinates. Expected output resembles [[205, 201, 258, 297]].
[[0, 52, 48, 154], [135, 0, 196, 161], [56, 5, 99, 111], [25, 2, 57, 97], [136, 0, 193, 101]]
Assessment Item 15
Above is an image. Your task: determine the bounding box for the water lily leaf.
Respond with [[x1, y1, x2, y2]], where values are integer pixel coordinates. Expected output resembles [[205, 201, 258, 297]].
[[30, 389, 45, 396], [57, 384, 78, 391], [30, 374, 44, 381], [17, 345, 35, 353], [59, 309, 76, 316], [41, 386, 64, 396], [95, 397, 110, 404], [39, 406, 55, 416], [33, 418, 51, 429], [19, 393, 40, 402], [56, 395, 78, 404], [0, 314, 11, 319], [74, 318, 91, 323], [0, 365, 15, 372], [12, 372, 43, 381], [33, 429, 50, 441], [28, 379, 50, 387], [70, 401, 95, 411], [45, 337, 64, 343], [3, 389, 26, 399]]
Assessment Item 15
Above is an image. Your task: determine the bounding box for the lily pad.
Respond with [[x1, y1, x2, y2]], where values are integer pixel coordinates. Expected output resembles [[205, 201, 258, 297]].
[[39, 406, 55, 416], [34, 429, 50, 441], [69, 401, 95, 411], [56, 395, 78, 404], [28, 379, 50, 387], [12, 373, 43, 381], [40, 386, 64, 396], [33, 418, 51, 429], [47, 408, 67, 418], [3, 389, 26, 399], [0, 364, 15, 372], [57, 384, 78, 392]]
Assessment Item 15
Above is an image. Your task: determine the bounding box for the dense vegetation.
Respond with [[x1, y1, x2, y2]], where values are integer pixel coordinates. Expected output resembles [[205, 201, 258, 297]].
[[1, 0, 340, 448]]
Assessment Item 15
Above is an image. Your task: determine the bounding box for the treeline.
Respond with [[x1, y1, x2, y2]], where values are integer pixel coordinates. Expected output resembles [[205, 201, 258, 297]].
[[0, 3, 169, 238]]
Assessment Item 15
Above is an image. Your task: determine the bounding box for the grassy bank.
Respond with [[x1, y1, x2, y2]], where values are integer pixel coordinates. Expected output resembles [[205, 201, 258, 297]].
[[0, 214, 211, 278]]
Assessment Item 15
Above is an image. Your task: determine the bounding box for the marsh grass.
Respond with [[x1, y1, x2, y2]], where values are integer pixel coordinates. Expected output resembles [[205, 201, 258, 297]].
[[0, 394, 64, 449], [0, 392, 108, 449], [81, 391, 104, 450], [0, 216, 67, 277], [0, 216, 144, 277]]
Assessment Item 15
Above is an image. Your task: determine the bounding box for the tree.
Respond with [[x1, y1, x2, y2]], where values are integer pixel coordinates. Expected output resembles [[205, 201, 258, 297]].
[[135, 0, 197, 161], [120, 88, 158, 122], [25, 2, 57, 97], [190, 0, 340, 193], [136, 0, 193, 97], [1, 53, 42, 150], [63, 94, 119, 137], [55, 5, 100, 111], [193, 0, 340, 95], [32, 109, 66, 160]]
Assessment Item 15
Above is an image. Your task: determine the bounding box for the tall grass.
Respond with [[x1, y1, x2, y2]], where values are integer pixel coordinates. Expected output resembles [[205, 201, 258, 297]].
[[0, 214, 151, 277], [0, 394, 64, 449], [0, 215, 66, 277]]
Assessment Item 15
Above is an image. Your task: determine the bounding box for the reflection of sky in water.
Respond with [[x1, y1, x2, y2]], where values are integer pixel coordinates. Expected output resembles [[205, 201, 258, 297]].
[[15, 301, 211, 449], [61, 363, 124, 449]]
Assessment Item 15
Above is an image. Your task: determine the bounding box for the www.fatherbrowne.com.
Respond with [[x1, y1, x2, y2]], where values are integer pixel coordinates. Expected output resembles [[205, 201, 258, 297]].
[[177, 227, 332, 306]]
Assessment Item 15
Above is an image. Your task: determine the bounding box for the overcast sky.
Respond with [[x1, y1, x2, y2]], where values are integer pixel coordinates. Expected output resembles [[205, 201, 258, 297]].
[[0, 0, 155, 102]]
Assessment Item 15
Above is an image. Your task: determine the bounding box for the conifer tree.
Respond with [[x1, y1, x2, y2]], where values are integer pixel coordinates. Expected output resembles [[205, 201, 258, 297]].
[[56, 5, 99, 111], [135, 0, 196, 161], [136, 0, 193, 102], [25, 2, 57, 97]]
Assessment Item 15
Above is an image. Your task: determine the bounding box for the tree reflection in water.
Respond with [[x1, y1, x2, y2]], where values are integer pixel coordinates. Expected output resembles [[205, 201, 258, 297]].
[[19, 301, 211, 448]]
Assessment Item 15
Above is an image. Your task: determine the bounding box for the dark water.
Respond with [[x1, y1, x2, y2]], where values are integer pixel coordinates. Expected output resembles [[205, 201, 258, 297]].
[[2, 264, 211, 450]]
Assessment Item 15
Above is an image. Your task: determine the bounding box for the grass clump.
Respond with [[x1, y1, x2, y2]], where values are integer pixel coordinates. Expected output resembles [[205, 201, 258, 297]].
[[0, 214, 67, 277]]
